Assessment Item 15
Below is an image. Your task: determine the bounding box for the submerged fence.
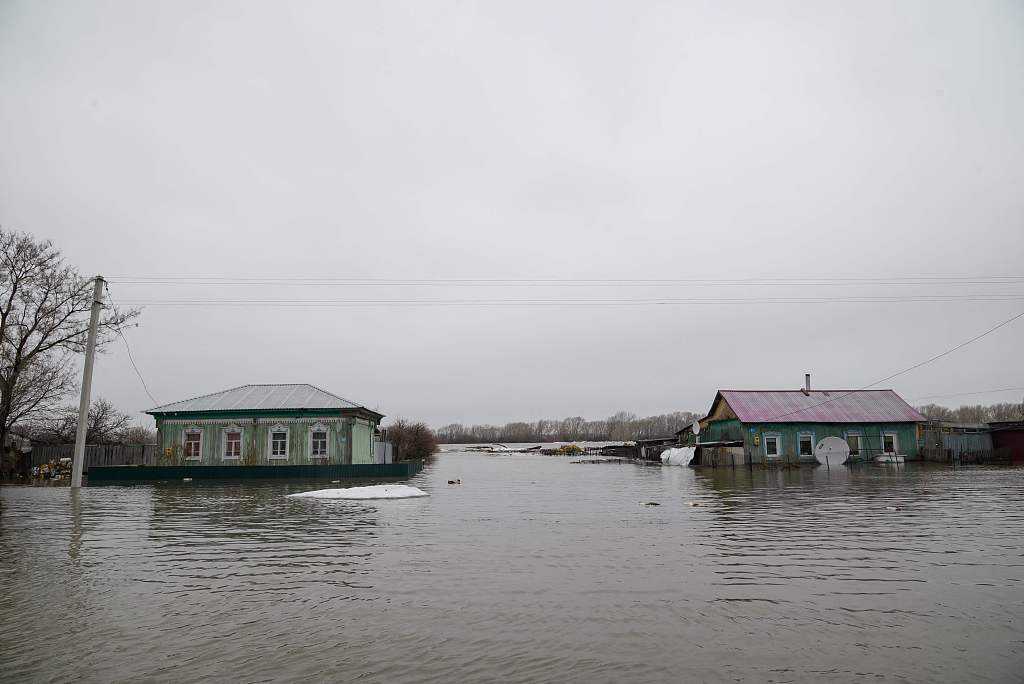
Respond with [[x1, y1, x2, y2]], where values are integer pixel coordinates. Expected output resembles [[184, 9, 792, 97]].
[[31, 444, 162, 469]]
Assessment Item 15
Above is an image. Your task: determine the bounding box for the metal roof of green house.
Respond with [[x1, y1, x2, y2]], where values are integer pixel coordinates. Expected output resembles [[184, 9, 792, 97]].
[[146, 384, 370, 414], [717, 389, 925, 423]]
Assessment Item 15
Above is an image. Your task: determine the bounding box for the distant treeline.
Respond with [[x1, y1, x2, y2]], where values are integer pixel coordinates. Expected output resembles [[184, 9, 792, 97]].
[[915, 401, 1024, 423], [436, 411, 701, 444]]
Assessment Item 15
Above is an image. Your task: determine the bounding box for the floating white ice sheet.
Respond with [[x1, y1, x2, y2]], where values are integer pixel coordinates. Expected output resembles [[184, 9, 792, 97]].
[[287, 484, 429, 500]]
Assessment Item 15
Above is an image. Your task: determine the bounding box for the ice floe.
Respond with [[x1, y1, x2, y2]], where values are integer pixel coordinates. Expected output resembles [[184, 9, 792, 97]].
[[287, 484, 429, 500]]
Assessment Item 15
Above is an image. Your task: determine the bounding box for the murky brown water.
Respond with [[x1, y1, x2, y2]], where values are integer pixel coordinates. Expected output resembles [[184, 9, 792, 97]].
[[2, 452, 1023, 683]]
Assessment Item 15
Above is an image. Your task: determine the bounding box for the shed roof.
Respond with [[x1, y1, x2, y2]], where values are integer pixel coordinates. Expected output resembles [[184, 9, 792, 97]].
[[715, 389, 925, 424], [147, 384, 373, 415]]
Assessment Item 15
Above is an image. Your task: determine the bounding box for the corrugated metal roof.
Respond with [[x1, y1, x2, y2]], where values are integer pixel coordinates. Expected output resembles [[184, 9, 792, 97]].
[[147, 384, 367, 414], [719, 389, 925, 424]]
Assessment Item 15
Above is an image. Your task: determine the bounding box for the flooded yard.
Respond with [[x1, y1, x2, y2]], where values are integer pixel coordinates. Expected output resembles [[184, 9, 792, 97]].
[[2, 452, 1023, 682]]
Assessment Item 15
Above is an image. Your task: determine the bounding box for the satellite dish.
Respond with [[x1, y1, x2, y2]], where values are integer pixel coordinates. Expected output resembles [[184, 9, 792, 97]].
[[814, 436, 849, 466], [692, 421, 701, 436]]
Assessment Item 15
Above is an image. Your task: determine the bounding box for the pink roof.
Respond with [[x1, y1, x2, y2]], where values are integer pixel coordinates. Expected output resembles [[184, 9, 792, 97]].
[[718, 389, 925, 424]]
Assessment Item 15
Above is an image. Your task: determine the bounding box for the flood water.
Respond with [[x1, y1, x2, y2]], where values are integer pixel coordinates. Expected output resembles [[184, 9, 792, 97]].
[[2, 451, 1023, 683]]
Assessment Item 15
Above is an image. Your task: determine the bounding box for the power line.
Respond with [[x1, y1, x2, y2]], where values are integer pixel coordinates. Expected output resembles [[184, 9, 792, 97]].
[[912, 387, 1024, 402], [107, 275, 1024, 287], [104, 283, 160, 407], [756, 309, 1024, 423], [113, 294, 1024, 307]]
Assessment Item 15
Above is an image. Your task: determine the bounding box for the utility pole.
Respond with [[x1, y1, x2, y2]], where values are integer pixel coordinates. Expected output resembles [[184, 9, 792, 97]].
[[71, 276, 105, 489]]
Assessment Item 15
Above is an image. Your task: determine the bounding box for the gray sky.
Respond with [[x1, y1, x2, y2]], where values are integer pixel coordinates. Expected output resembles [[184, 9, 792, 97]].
[[1, 0, 1022, 428]]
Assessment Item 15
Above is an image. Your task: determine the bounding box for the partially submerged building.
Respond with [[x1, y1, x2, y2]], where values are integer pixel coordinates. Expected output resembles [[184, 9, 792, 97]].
[[146, 384, 385, 465], [679, 377, 926, 465]]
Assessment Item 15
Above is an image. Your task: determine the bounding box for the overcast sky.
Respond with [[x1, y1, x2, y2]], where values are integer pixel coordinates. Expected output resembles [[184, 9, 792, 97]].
[[1, 1, 1022, 428]]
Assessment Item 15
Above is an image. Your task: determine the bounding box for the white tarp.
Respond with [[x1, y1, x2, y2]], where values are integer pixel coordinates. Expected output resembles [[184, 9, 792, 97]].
[[660, 447, 696, 466], [287, 484, 429, 500]]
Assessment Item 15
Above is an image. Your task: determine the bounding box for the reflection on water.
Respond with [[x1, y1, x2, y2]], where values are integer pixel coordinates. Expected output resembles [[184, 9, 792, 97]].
[[2, 456, 1023, 683]]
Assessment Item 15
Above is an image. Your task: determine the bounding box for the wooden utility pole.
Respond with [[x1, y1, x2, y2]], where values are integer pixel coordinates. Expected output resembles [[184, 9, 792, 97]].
[[71, 276, 105, 488]]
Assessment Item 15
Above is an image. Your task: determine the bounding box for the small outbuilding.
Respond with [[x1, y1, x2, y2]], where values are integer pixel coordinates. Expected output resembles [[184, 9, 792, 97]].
[[678, 377, 925, 466], [989, 421, 1024, 465], [147, 384, 385, 465]]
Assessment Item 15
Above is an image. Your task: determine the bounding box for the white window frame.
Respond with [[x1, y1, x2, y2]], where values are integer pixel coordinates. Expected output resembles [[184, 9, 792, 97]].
[[223, 425, 243, 461], [763, 432, 781, 460], [309, 422, 329, 461], [797, 432, 816, 458], [845, 431, 862, 456], [882, 431, 899, 455], [183, 427, 203, 461], [268, 424, 290, 460]]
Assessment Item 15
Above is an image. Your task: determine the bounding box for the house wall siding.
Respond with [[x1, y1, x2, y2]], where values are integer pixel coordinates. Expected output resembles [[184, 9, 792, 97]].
[[351, 420, 374, 464], [684, 421, 920, 464], [157, 415, 360, 465], [740, 422, 920, 464]]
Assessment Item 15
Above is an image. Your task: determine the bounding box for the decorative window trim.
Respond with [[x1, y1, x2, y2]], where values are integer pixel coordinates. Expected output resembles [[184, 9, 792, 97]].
[[183, 426, 203, 461], [222, 424, 243, 461], [882, 431, 899, 455], [309, 422, 329, 460], [268, 424, 289, 460], [844, 431, 863, 456], [797, 431, 816, 458], [763, 432, 781, 460]]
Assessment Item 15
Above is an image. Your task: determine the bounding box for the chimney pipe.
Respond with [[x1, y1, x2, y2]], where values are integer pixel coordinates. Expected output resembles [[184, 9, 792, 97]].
[[804, 373, 811, 395]]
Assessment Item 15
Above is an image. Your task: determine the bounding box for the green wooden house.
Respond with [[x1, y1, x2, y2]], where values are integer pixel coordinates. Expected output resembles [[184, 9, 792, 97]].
[[146, 384, 384, 466], [678, 381, 925, 466]]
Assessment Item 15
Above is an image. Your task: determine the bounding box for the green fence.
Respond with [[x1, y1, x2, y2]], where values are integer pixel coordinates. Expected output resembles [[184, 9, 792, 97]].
[[87, 461, 422, 482]]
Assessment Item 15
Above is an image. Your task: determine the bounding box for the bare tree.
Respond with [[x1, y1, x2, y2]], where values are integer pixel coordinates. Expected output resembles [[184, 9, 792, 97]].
[[29, 397, 135, 444], [119, 424, 158, 444], [0, 230, 138, 454], [386, 419, 438, 460]]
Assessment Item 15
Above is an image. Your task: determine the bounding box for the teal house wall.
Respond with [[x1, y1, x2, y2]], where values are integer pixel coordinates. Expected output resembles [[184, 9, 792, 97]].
[[147, 385, 384, 467]]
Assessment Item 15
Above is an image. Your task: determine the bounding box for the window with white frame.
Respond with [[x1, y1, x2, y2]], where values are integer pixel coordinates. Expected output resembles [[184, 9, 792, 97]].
[[183, 428, 202, 460], [223, 426, 242, 460], [764, 433, 780, 459], [846, 432, 862, 456], [269, 424, 289, 459], [309, 423, 328, 460], [883, 432, 898, 454], [798, 433, 815, 457]]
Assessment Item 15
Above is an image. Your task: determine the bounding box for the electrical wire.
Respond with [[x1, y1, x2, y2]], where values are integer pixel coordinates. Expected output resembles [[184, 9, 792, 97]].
[[104, 282, 160, 407], [912, 387, 1024, 402], [106, 275, 1024, 288], [753, 309, 1024, 423], [113, 294, 1024, 307]]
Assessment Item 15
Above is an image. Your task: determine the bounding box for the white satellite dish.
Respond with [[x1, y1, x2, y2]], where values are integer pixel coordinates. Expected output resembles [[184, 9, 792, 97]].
[[814, 436, 849, 466], [692, 421, 701, 436]]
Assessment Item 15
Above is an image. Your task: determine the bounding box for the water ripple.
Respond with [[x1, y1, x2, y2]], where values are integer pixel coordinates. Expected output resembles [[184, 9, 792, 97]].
[[2, 456, 1023, 682]]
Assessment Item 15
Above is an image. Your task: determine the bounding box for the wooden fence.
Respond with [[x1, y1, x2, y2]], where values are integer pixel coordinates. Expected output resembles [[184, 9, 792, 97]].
[[31, 444, 162, 469]]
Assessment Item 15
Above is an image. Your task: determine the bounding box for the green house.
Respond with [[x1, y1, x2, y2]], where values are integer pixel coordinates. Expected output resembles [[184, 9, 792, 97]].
[[678, 384, 926, 465], [146, 384, 384, 466]]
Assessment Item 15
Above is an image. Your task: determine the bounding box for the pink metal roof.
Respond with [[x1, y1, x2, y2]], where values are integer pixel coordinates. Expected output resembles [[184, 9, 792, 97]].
[[718, 389, 925, 424]]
